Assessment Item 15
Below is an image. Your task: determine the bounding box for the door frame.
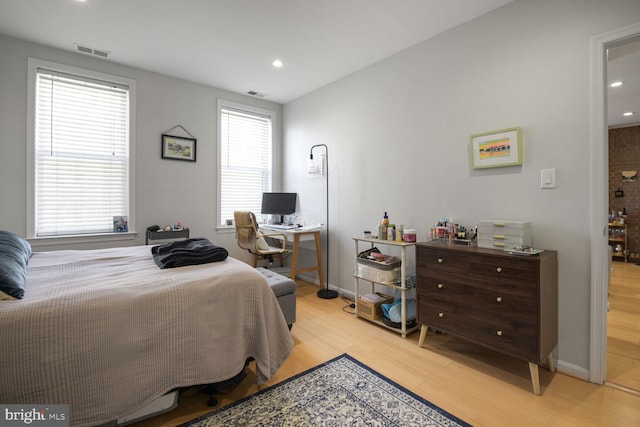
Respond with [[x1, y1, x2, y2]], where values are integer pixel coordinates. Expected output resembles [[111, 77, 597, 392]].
[[589, 23, 640, 384]]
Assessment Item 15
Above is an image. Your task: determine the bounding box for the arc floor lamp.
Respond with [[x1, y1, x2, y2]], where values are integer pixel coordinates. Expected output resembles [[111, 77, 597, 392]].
[[310, 144, 338, 299]]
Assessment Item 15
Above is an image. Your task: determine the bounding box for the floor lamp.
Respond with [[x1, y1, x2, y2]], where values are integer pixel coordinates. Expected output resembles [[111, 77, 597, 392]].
[[310, 144, 338, 299]]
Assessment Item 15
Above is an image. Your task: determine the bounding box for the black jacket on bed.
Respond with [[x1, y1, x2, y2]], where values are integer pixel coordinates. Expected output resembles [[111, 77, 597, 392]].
[[151, 238, 228, 269]]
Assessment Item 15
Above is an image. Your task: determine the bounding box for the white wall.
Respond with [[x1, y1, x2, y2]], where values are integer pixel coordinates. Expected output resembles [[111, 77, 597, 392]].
[[0, 34, 282, 262], [283, 0, 640, 376]]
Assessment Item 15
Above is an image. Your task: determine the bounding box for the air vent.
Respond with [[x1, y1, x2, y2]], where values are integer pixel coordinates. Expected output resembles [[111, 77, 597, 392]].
[[74, 44, 110, 59], [76, 45, 92, 54], [247, 90, 267, 98], [92, 49, 109, 58]]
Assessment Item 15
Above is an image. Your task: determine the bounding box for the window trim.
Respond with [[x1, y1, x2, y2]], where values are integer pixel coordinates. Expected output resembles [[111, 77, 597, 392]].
[[26, 57, 137, 243], [216, 99, 278, 231]]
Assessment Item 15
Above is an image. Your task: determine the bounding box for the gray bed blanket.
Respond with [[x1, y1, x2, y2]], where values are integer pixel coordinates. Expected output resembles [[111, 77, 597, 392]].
[[152, 237, 228, 268], [0, 246, 293, 427]]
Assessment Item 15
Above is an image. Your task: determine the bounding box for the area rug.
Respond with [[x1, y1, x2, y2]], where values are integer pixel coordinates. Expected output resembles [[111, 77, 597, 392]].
[[180, 353, 471, 426]]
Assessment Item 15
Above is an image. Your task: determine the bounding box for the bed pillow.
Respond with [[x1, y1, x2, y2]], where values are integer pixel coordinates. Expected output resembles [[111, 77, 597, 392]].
[[0, 230, 32, 300]]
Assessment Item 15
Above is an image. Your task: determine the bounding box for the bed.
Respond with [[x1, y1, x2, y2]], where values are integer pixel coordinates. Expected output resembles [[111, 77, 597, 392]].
[[0, 234, 293, 427]]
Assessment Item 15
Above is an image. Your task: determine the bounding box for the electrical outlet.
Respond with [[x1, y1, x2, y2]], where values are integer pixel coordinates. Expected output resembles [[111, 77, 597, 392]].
[[541, 168, 557, 189]]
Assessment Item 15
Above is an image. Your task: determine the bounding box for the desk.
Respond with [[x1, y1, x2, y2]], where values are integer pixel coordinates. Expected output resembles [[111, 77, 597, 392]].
[[262, 226, 324, 288]]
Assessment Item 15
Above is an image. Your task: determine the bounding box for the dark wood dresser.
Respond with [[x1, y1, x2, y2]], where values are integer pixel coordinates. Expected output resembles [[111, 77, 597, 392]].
[[416, 242, 558, 394]]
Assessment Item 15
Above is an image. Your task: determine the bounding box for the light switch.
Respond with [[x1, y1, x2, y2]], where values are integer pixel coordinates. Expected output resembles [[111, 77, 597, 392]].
[[541, 168, 556, 189]]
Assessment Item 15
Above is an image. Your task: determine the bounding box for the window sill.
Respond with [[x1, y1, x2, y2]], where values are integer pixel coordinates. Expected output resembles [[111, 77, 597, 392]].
[[28, 232, 138, 248], [216, 225, 235, 234]]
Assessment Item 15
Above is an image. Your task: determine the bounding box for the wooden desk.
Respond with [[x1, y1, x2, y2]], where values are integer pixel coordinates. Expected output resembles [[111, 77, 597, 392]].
[[262, 226, 324, 288]]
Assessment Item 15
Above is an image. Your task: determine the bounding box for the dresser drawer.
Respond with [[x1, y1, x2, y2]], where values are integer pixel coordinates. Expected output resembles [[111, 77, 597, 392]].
[[416, 282, 538, 325], [418, 299, 538, 360], [467, 257, 538, 288], [417, 271, 537, 299], [416, 255, 538, 298], [416, 247, 476, 274]]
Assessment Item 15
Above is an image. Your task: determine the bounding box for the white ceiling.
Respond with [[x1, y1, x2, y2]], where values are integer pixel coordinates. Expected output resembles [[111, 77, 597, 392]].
[[1, 0, 637, 125], [0, 0, 514, 104]]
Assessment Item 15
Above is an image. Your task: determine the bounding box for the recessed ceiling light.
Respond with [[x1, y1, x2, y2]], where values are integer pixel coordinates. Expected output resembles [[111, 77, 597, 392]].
[[610, 81, 623, 87], [272, 59, 283, 68], [623, 112, 634, 116]]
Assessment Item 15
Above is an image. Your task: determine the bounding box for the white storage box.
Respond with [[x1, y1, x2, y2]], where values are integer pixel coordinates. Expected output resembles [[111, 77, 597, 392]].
[[478, 220, 532, 249], [356, 256, 401, 284]]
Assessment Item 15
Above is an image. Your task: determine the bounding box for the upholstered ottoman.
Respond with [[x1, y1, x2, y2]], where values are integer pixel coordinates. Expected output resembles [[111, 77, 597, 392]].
[[256, 267, 296, 328]]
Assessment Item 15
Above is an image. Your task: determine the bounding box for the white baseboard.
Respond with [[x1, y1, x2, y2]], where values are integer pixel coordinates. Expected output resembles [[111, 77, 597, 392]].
[[296, 273, 353, 301], [556, 360, 590, 381]]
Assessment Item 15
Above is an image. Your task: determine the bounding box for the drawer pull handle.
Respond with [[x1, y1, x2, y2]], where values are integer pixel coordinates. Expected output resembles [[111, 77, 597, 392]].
[[493, 234, 506, 240], [437, 283, 444, 289], [496, 330, 503, 336], [438, 312, 444, 318], [437, 258, 443, 264], [493, 242, 505, 247], [496, 297, 502, 302], [496, 267, 502, 273]]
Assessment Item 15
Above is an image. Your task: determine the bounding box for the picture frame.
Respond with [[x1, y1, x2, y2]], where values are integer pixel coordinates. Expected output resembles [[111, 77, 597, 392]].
[[161, 134, 196, 162], [469, 127, 522, 169], [113, 216, 128, 232]]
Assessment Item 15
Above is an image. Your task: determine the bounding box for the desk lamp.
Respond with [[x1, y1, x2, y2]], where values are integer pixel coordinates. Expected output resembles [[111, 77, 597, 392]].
[[309, 144, 338, 299]]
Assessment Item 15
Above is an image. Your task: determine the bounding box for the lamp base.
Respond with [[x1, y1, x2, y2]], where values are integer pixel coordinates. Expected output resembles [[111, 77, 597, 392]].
[[317, 288, 338, 299]]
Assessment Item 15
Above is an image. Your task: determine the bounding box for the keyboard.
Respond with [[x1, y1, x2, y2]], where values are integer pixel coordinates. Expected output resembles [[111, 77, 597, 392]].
[[264, 224, 297, 230]]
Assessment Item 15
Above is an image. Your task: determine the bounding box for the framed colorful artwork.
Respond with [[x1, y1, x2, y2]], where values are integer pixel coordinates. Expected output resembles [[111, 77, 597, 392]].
[[470, 127, 522, 169]]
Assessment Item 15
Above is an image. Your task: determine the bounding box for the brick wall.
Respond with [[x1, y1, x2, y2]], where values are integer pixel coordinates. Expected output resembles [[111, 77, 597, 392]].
[[609, 125, 640, 260]]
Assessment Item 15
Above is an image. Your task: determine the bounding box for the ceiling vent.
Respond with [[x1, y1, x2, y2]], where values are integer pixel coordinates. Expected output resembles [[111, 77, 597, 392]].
[[247, 90, 267, 98], [74, 44, 110, 59]]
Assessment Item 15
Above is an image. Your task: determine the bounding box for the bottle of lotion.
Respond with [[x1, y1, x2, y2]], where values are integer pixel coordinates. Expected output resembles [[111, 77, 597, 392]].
[[381, 212, 389, 240]]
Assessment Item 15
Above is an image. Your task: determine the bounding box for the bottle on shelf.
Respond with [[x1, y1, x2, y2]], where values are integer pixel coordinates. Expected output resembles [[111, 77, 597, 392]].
[[379, 212, 389, 240]]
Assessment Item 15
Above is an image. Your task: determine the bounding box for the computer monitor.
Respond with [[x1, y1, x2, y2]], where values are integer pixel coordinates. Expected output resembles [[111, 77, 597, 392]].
[[261, 192, 297, 224]]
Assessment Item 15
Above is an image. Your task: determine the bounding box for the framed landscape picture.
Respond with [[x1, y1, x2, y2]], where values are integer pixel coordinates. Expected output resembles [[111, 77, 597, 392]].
[[470, 127, 522, 169], [161, 134, 197, 162]]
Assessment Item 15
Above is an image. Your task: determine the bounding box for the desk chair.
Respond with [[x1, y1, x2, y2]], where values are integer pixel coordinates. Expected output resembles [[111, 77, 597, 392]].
[[234, 211, 288, 268]]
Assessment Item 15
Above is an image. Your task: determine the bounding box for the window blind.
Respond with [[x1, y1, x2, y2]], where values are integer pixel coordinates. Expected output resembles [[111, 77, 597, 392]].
[[219, 106, 272, 226], [34, 68, 130, 237]]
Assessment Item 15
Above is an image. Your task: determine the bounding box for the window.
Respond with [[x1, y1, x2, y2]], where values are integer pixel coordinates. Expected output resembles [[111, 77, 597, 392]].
[[218, 101, 274, 227], [28, 59, 135, 239]]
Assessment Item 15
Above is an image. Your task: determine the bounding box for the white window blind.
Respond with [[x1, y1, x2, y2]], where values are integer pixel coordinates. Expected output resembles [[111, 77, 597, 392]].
[[34, 68, 130, 237], [219, 106, 272, 226]]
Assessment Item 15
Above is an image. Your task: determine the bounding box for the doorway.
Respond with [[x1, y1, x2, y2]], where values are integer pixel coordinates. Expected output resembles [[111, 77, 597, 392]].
[[606, 36, 640, 393], [590, 23, 640, 389]]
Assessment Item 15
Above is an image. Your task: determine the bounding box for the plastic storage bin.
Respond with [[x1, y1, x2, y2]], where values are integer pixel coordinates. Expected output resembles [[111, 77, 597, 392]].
[[356, 256, 401, 284], [477, 220, 532, 249]]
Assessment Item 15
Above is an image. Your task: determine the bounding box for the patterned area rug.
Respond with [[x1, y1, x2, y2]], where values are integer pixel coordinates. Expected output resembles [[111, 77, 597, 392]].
[[180, 353, 471, 427]]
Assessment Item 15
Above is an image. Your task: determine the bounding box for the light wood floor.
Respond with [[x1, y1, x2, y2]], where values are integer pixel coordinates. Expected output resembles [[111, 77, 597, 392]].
[[607, 260, 640, 391], [133, 279, 640, 427]]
